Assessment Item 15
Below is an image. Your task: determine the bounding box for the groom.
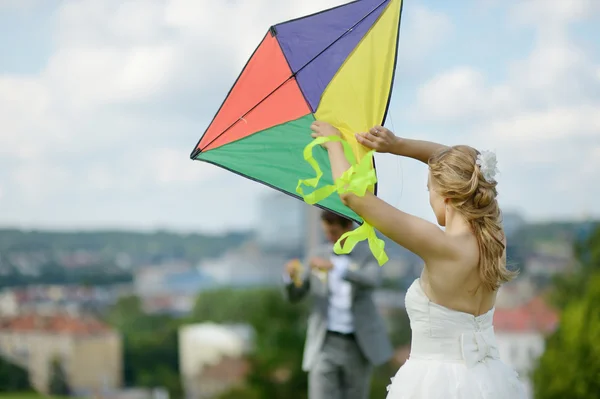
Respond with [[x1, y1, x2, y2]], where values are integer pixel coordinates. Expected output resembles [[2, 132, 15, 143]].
[[283, 210, 393, 399]]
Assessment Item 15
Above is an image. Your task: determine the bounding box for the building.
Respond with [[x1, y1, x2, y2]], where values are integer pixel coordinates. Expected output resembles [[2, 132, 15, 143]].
[[525, 252, 573, 277], [134, 262, 196, 297], [256, 191, 315, 254], [0, 290, 19, 317], [0, 312, 123, 396], [134, 263, 214, 315], [495, 276, 537, 309], [501, 211, 526, 238], [179, 323, 254, 399], [493, 297, 559, 398], [0, 285, 131, 318], [199, 242, 287, 288]]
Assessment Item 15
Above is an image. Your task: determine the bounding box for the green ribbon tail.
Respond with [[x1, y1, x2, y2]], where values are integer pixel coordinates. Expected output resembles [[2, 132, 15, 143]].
[[297, 135, 389, 266], [333, 222, 388, 266]]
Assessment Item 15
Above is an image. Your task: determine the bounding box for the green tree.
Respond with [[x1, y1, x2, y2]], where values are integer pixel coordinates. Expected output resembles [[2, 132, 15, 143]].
[[104, 296, 183, 398], [0, 356, 32, 392], [192, 288, 309, 399], [548, 224, 599, 310], [532, 272, 600, 398], [48, 357, 71, 396], [217, 386, 262, 399], [532, 225, 600, 398]]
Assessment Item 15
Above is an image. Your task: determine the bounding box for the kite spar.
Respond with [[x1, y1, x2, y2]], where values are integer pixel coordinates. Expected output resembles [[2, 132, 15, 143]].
[[191, 0, 404, 265]]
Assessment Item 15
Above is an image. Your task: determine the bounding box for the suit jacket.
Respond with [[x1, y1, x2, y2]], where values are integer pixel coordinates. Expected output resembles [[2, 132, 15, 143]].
[[284, 240, 394, 371]]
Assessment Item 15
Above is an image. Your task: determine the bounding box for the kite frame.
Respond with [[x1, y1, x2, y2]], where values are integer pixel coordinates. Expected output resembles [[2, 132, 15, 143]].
[[190, 0, 405, 224]]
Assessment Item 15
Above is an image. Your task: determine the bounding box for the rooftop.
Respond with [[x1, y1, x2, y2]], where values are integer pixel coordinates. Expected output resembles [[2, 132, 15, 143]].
[[0, 313, 113, 336], [494, 296, 559, 334]]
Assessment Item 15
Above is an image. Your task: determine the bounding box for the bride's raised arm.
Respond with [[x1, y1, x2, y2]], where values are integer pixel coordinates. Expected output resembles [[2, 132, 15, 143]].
[[309, 121, 455, 264], [355, 126, 448, 164]]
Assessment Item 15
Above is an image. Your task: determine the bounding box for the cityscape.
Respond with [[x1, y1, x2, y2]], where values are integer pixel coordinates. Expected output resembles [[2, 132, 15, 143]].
[[0, 191, 597, 398]]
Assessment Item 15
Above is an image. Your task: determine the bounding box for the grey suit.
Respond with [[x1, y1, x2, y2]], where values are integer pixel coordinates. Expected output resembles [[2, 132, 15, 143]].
[[284, 241, 394, 399]]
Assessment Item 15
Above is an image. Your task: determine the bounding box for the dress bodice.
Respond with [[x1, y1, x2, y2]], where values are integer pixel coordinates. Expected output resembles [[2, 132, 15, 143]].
[[405, 278, 500, 368], [386, 279, 526, 398]]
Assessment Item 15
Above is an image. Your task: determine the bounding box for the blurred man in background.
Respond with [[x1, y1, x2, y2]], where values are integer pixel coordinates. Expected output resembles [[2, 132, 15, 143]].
[[283, 210, 393, 399]]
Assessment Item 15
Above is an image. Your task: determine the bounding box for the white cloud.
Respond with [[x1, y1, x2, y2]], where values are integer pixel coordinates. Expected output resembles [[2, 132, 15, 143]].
[[510, 0, 600, 28], [399, 6, 454, 61], [0, 76, 52, 136], [11, 161, 72, 204], [481, 106, 600, 143], [146, 148, 223, 186], [45, 45, 179, 108], [415, 67, 488, 121], [414, 3, 600, 130], [0, 0, 40, 10], [408, 1, 600, 219], [415, 34, 598, 124]]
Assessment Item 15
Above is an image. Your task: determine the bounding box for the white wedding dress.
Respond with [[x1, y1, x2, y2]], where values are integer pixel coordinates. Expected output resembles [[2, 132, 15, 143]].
[[385, 278, 527, 398]]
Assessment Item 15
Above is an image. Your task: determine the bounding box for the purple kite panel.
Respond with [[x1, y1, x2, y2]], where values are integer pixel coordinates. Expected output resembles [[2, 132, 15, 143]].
[[274, 0, 390, 112]]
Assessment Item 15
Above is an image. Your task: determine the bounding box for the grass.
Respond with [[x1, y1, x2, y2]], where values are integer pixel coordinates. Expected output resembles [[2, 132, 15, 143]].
[[0, 394, 70, 399]]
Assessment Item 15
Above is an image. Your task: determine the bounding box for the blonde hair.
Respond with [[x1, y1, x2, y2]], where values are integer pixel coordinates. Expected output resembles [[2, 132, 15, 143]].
[[428, 145, 517, 291]]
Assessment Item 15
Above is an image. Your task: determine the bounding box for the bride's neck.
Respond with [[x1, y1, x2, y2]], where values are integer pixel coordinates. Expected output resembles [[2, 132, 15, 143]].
[[445, 207, 472, 236]]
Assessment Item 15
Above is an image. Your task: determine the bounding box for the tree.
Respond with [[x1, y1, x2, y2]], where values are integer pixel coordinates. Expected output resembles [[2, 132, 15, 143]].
[[217, 386, 262, 399], [104, 296, 183, 398], [532, 225, 600, 399], [0, 356, 32, 392], [532, 272, 600, 398], [192, 288, 309, 399], [48, 357, 71, 396], [548, 223, 599, 310]]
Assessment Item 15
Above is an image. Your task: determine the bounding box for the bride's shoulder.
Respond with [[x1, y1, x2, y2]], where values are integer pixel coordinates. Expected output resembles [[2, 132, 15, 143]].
[[448, 233, 480, 263]]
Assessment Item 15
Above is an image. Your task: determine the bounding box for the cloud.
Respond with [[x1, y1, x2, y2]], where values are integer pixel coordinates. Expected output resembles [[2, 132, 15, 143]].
[[481, 106, 600, 144], [414, 2, 599, 127], [398, 5, 454, 61], [414, 67, 493, 122], [405, 0, 600, 219], [510, 0, 600, 28], [414, 35, 599, 124], [0, 0, 41, 10]]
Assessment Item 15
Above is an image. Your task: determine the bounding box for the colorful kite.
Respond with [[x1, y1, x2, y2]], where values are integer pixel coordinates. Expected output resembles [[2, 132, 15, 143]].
[[190, 0, 403, 265]]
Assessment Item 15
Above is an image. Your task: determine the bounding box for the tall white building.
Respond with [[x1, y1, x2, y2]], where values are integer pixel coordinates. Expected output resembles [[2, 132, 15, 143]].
[[256, 191, 313, 252]]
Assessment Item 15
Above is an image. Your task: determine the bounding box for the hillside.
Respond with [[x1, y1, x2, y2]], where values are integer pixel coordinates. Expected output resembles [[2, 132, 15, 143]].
[[0, 229, 253, 264]]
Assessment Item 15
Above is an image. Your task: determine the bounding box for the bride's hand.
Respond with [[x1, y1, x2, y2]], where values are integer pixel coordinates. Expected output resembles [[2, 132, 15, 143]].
[[355, 126, 400, 153], [310, 121, 342, 149]]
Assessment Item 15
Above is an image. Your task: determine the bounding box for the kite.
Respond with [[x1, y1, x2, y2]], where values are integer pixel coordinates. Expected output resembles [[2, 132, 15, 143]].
[[190, 0, 403, 265]]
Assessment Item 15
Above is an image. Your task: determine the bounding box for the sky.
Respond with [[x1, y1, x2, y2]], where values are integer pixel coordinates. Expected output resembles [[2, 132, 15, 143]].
[[1, 0, 599, 233]]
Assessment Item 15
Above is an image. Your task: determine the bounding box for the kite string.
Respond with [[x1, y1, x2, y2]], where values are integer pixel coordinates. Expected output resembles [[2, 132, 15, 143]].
[[387, 113, 404, 209]]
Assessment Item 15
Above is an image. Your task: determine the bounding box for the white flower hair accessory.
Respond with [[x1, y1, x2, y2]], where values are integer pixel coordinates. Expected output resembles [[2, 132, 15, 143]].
[[476, 150, 499, 182]]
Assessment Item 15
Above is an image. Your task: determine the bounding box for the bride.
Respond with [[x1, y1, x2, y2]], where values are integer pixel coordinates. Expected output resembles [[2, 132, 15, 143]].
[[310, 121, 527, 398]]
